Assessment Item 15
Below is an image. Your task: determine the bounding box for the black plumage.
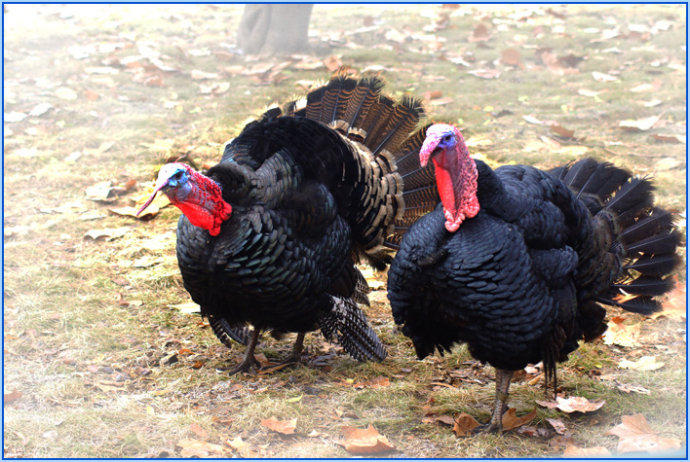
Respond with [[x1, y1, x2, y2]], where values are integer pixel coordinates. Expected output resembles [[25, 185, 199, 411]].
[[151, 74, 437, 373], [388, 129, 681, 431]]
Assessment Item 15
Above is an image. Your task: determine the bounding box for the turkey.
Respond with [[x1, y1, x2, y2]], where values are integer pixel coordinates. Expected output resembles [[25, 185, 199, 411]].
[[387, 123, 682, 432], [137, 75, 438, 374]]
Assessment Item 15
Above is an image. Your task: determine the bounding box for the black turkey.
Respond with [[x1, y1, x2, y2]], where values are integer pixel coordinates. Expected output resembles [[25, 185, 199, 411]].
[[138, 75, 438, 374], [388, 123, 681, 431]]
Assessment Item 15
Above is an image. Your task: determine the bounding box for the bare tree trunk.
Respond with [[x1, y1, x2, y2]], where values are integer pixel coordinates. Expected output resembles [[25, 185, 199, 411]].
[[237, 4, 313, 55]]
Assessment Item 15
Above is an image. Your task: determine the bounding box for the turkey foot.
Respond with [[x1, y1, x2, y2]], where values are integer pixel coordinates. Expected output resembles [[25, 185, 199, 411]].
[[227, 328, 261, 375], [281, 332, 305, 364], [484, 369, 513, 433]]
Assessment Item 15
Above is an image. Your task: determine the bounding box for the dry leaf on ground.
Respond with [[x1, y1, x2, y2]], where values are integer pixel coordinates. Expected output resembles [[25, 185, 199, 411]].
[[353, 376, 390, 389], [619, 355, 665, 371], [226, 436, 259, 458], [651, 284, 687, 321], [502, 408, 537, 431], [4, 390, 23, 403], [176, 438, 225, 457], [467, 69, 501, 79], [563, 444, 612, 457], [84, 227, 130, 241], [452, 413, 480, 436], [422, 415, 456, 426], [536, 396, 605, 413], [606, 414, 682, 454], [189, 423, 208, 440], [603, 316, 640, 348], [469, 23, 491, 42], [592, 71, 618, 82], [338, 424, 395, 454], [546, 418, 567, 435], [619, 115, 660, 131], [615, 382, 651, 395], [261, 416, 297, 435]]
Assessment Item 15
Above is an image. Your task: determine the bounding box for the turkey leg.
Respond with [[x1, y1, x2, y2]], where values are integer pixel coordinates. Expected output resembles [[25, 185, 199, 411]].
[[282, 332, 305, 364], [487, 368, 513, 433], [228, 328, 261, 375]]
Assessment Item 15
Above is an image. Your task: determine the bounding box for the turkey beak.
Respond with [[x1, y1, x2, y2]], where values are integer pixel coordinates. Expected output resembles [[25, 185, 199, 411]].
[[419, 137, 442, 167], [136, 179, 168, 216]]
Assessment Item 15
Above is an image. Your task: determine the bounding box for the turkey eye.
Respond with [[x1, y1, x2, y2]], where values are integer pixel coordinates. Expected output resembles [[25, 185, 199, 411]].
[[173, 171, 184, 180], [443, 135, 452, 142]]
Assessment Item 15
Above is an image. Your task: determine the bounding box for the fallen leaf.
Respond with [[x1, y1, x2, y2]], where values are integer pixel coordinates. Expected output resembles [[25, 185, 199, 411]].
[[578, 89, 601, 97], [615, 382, 651, 395], [651, 284, 687, 321], [170, 302, 201, 314], [190, 69, 219, 80], [502, 407, 536, 431], [85, 181, 116, 202], [500, 48, 524, 69], [189, 423, 208, 440], [522, 114, 543, 125], [469, 23, 490, 42], [536, 396, 605, 414], [339, 424, 396, 454], [177, 438, 225, 458], [606, 414, 682, 454], [550, 123, 575, 139], [619, 355, 665, 371], [55, 87, 78, 100], [546, 418, 567, 435], [353, 376, 390, 389], [4, 111, 27, 122], [592, 71, 618, 82], [84, 227, 130, 241], [603, 317, 640, 348], [261, 416, 297, 435], [226, 436, 259, 457], [430, 96, 455, 106], [619, 115, 660, 131], [651, 134, 685, 144], [29, 102, 53, 117], [4, 390, 23, 403], [422, 415, 456, 426], [452, 413, 480, 436], [563, 444, 612, 457], [467, 69, 501, 79]]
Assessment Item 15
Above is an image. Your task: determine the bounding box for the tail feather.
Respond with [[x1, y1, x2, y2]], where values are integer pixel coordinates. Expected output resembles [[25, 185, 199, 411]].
[[208, 315, 251, 348], [625, 254, 681, 277], [556, 158, 681, 321], [625, 231, 682, 256], [613, 276, 675, 296], [319, 296, 387, 362], [620, 208, 675, 245], [371, 96, 424, 156], [343, 76, 385, 140], [264, 75, 438, 260], [606, 178, 655, 222], [596, 295, 662, 315]]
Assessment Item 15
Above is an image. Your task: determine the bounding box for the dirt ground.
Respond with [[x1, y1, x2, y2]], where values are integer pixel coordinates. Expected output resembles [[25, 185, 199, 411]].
[[3, 4, 686, 458]]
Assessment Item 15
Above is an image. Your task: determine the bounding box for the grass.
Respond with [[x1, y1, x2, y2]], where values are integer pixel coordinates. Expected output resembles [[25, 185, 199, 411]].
[[3, 3, 687, 459]]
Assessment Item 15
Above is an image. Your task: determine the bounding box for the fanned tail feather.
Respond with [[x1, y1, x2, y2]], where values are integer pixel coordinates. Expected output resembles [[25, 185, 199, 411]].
[[208, 315, 251, 348], [319, 296, 387, 362], [555, 158, 681, 321]]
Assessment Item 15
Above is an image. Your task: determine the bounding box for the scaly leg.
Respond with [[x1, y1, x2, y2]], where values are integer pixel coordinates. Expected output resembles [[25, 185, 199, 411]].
[[282, 332, 305, 364], [486, 368, 514, 433], [227, 328, 261, 375]]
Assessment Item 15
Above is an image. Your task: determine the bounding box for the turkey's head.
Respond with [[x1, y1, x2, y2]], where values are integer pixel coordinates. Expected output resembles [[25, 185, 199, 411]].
[[419, 123, 479, 232], [137, 163, 232, 236]]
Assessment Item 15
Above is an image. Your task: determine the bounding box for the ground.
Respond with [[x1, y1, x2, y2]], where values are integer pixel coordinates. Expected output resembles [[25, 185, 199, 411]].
[[3, 4, 686, 458]]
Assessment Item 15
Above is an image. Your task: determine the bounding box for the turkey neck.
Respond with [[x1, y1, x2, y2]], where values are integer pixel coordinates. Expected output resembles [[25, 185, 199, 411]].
[[432, 144, 480, 233]]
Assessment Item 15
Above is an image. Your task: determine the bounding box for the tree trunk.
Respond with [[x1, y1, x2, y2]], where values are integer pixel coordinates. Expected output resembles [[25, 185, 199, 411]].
[[237, 4, 313, 55]]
